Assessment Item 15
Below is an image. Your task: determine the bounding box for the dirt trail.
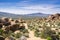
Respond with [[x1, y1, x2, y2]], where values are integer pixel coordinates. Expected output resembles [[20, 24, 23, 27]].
[[24, 23, 46, 40], [27, 29, 46, 40]]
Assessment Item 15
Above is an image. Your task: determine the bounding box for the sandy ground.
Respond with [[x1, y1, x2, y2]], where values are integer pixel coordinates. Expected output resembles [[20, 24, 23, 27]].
[[24, 23, 46, 40]]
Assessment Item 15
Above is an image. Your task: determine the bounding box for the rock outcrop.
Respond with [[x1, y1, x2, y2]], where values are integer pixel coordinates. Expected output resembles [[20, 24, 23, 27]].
[[47, 13, 60, 21]]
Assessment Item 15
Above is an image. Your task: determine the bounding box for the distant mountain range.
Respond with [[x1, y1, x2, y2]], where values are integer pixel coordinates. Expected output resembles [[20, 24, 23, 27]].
[[26, 13, 50, 17], [0, 12, 50, 19]]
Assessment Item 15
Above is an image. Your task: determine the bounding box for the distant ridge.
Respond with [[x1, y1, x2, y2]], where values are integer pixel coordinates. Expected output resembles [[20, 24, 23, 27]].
[[26, 13, 50, 17], [0, 12, 50, 19]]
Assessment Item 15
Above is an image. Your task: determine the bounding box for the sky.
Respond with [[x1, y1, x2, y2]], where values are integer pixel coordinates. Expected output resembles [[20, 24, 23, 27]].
[[0, 0, 60, 14]]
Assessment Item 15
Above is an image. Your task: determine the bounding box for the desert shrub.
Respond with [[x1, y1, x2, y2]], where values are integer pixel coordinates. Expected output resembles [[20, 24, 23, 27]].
[[19, 29, 29, 38], [2, 30, 13, 38], [28, 25, 34, 30], [40, 26, 55, 38], [47, 37, 52, 40], [19, 26, 25, 30], [20, 29, 29, 33], [40, 31, 48, 38], [34, 29, 40, 37], [0, 29, 4, 35], [58, 32, 60, 35], [57, 22, 60, 26], [11, 33, 15, 37], [15, 33, 22, 38]]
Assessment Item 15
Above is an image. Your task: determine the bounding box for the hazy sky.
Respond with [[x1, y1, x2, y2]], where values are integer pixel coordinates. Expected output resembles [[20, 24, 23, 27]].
[[0, 0, 60, 14]]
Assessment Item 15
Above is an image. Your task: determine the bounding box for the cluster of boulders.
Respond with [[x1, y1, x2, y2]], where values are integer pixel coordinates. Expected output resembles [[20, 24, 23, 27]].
[[0, 17, 27, 32], [47, 13, 60, 21], [0, 17, 28, 40]]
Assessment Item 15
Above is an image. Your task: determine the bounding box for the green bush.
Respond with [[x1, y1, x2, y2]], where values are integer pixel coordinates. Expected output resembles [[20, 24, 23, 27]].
[[47, 37, 52, 40]]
